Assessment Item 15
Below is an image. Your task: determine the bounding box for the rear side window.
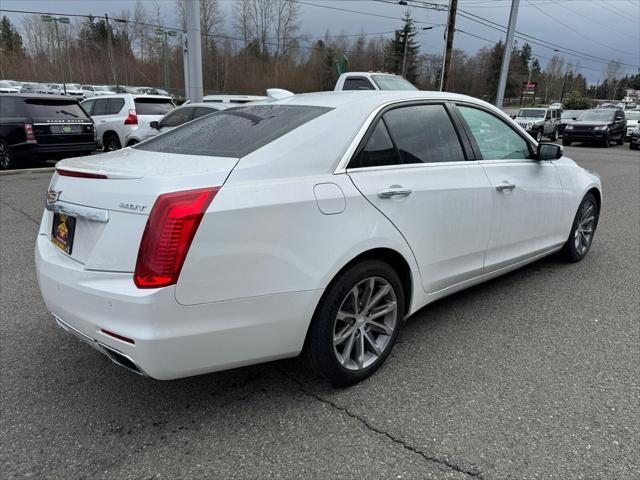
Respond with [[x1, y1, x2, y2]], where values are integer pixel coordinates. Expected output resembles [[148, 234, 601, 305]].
[[134, 98, 174, 115], [136, 105, 331, 157], [92, 99, 108, 116], [0, 97, 22, 117], [383, 105, 466, 163], [25, 100, 88, 120], [350, 121, 399, 168], [343, 78, 375, 91], [107, 98, 125, 115]]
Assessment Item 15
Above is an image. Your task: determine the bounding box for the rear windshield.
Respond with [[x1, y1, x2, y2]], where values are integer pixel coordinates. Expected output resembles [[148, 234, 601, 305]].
[[136, 105, 331, 157], [134, 98, 174, 115], [25, 99, 89, 119]]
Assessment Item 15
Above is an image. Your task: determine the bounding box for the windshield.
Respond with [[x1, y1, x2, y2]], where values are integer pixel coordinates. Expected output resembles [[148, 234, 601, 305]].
[[517, 109, 545, 118], [136, 105, 331, 157], [625, 111, 640, 121], [577, 110, 614, 122], [371, 75, 417, 91], [94, 86, 110, 92], [561, 110, 581, 120]]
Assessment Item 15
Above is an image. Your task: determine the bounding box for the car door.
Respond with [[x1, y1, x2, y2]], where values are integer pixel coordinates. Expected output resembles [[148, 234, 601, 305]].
[[455, 104, 565, 272], [613, 110, 625, 138], [91, 98, 110, 143], [347, 102, 493, 293]]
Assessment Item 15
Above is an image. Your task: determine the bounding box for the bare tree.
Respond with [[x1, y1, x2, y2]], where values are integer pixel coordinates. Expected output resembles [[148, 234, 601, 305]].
[[233, 0, 253, 48], [272, 0, 300, 58], [604, 60, 623, 99]]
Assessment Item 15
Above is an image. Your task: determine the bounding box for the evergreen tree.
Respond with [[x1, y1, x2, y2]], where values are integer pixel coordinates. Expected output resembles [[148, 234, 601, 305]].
[[0, 16, 25, 57], [383, 12, 420, 83]]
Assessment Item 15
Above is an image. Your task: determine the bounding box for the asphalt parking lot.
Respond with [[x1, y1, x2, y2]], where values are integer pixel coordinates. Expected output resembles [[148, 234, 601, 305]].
[[1, 145, 638, 480]]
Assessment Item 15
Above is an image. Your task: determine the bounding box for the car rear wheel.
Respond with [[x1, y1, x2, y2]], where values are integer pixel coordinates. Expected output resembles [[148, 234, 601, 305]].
[[104, 133, 121, 152], [305, 260, 405, 387], [601, 135, 610, 148], [535, 129, 543, 142], [0, 140, 15, 170], [616, 135, 623, 145], [560, 193, 598, 262], [127, 139, 139, 147], [549, 129, 558, 142]]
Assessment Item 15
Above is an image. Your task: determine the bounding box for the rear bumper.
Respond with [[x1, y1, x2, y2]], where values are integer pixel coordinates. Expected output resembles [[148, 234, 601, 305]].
[[35, 234, 320, 380], [13, 141, 98, 158]]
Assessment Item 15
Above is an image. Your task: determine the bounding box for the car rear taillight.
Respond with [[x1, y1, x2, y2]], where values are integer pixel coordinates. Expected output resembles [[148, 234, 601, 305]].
[[56, 168, 108, 179], [25, 123, 36, 142], [134, 187, 219, 289], [124, 109, 138, 125]]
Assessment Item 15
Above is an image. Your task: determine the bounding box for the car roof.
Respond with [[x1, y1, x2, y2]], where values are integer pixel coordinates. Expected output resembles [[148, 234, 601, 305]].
[[265, 90, 491, 110], [80, 94, 172, 101]]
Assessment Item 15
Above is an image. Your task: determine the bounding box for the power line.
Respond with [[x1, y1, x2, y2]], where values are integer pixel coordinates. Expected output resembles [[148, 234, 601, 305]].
[[524, 0, 637, 56], [547, 0, 638, 40]]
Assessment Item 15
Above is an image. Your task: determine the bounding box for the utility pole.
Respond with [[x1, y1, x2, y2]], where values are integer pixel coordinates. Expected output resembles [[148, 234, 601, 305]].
[[155, 29, 177, 92], [41, 15, 70, 94], [495, 0, 520, 108], [439, 0, 458, 91], [182, 34, 189, 99], [559, 70, 569, 103], [104, 14, 119, 87], [185, 0, 203, 102]]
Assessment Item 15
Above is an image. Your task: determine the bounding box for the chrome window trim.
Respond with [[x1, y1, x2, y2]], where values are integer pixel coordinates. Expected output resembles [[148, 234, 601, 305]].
[[333, 98, 476, 174]]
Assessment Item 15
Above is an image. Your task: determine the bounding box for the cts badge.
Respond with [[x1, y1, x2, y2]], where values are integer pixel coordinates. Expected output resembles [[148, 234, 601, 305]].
[[47, 189, 62, 204]]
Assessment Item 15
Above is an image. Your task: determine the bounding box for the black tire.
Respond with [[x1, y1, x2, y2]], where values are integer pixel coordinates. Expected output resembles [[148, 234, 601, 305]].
[[550, 129, 558, 142], [103, 133, 121, 152], [535, 129, 543, 142], [562, 139, 572, 146], [616, 135, 623, 146], [630, 143, 638, 150], [560, 193, 599, 262], [304, 260, 405, 387], [0, 139, 15, 170], [127, 140, 139, 147], [601, 135, 610, 148]]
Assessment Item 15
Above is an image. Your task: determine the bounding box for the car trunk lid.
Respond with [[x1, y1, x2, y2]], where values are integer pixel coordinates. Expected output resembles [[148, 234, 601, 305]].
[[44, 148, 239, 272]]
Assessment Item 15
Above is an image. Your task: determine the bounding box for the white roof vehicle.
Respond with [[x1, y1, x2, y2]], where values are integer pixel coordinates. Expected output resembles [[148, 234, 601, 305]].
[[36, 90, 602, 386], [334, 72, 418, 91], [202, 94, 267, 104], [0, 81, 19, 93], [81, 94, 175, 150]]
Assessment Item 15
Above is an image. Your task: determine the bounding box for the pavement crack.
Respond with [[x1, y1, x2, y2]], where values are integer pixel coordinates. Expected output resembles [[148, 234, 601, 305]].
[[280, 369, 485, 479], [0, 199, 40, 225]]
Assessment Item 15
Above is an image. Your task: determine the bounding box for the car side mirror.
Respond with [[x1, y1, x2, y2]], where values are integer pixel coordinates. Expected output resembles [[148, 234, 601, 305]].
[[510, 114, 516, 119], [150, 121, 160, 130], [537, 143, 563, 161]]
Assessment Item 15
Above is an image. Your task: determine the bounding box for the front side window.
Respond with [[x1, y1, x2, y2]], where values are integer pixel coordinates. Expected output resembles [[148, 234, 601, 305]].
[[162, 107, 194, 127], [458, 106, 531, 160], [383, 105, 466, 163], [343, 78, 375, 91], [192, 107, 217, 119]]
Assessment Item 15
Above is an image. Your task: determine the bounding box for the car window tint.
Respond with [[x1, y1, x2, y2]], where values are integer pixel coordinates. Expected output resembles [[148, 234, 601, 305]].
[[92, 99, 108, 116], [136, 105, 331, 158], [25, 100, 89, 120], [134, 98, 174, 115], [343, 78, 375, 90], [162, 107, 193, 127], [0, 97, 21, 116], [192, 107, 217, 119], [383, 105, 466, 163], [349, 120, 399, 169], [81, 99, 95, 115], [458, 106, 531, 160], [107, 98, 125, 115]]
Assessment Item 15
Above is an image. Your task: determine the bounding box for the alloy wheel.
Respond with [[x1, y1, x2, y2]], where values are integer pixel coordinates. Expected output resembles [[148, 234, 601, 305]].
[[574, 201, 596, 255], [106, 138, 120, 151], [333, 276, 398, 371]]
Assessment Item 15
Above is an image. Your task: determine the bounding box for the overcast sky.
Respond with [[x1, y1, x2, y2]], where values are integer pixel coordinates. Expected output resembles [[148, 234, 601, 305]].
[[2, 0, 639, 84]]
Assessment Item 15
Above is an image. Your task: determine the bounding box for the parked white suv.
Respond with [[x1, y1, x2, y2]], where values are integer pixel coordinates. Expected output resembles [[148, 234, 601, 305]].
[[81, 94, 174, 151], [80, 85, 112, 98]]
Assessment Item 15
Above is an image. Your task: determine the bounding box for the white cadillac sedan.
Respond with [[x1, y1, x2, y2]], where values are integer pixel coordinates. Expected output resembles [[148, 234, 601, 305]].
[[36, 91, 602, 386]]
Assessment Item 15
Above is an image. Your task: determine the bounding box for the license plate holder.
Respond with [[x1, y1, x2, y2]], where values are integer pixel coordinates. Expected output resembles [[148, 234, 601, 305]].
[[51, 212, 76, 254]]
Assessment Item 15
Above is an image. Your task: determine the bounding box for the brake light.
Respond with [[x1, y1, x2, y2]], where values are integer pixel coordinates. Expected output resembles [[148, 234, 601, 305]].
[[134, 187, 219, 288], [56, 169, 108, 179], [124, 109, 138, 125], [25, 123, 36, 142]]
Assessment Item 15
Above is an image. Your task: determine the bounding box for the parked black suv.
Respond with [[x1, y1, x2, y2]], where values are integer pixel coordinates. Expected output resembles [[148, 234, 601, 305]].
[[562, 109, 625, 147], [0, 94, 97, 169]]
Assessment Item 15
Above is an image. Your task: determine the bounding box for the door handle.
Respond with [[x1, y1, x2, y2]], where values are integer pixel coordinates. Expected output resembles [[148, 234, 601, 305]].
[[377, 185, 412, 199], [495, 181, 516, 192]]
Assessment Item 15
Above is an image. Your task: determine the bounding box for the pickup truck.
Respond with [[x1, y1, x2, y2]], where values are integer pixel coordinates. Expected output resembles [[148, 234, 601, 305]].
[[334, 72, 417, 91]]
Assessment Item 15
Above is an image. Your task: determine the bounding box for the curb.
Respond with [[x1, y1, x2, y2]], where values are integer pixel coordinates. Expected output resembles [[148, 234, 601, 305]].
[[0, 167, 56, 177]]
